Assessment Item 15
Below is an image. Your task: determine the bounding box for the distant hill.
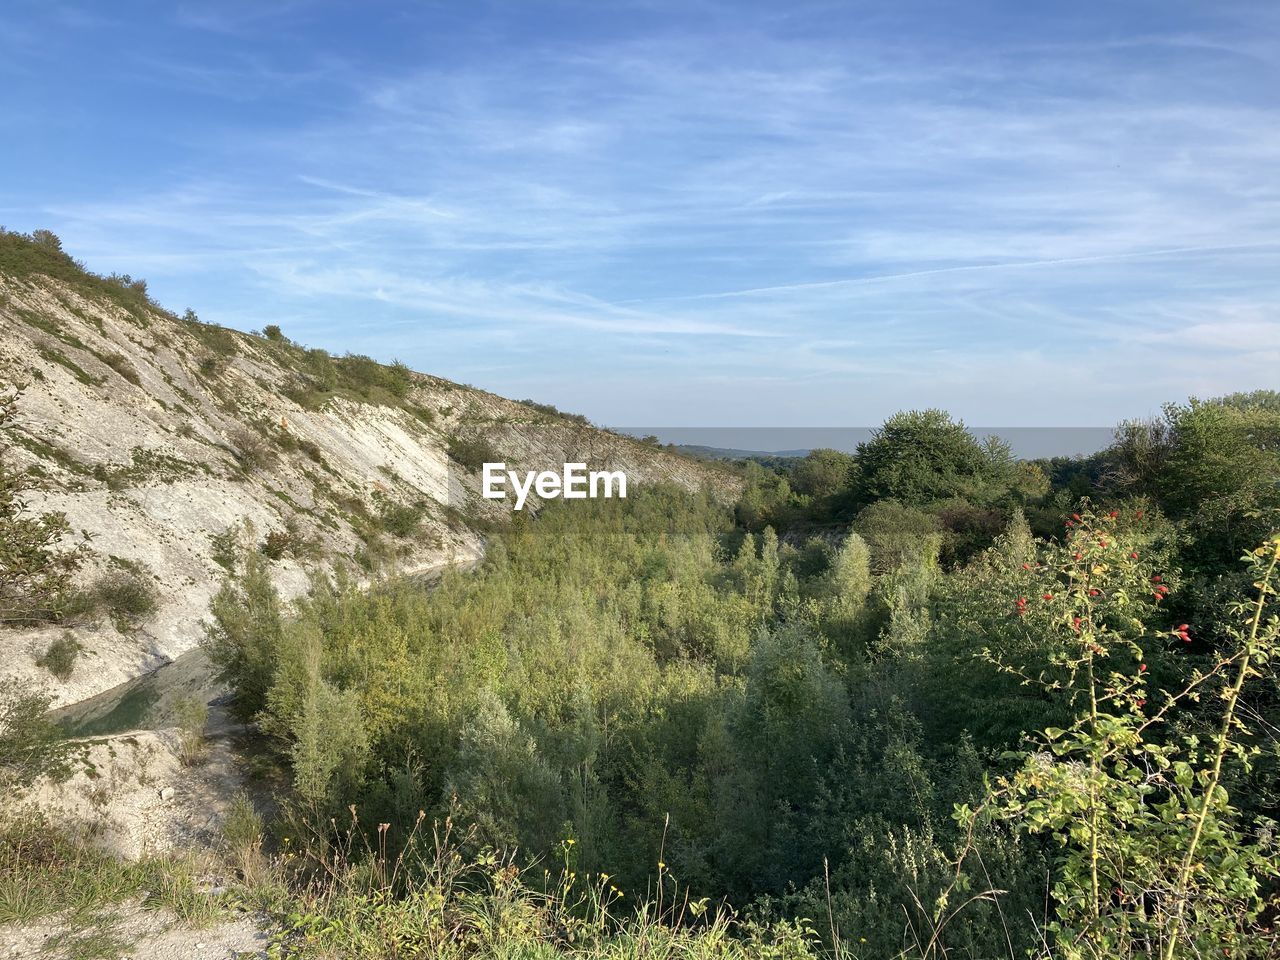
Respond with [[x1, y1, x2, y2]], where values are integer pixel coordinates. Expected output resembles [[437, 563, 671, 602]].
[[673, 444, 810, 462]]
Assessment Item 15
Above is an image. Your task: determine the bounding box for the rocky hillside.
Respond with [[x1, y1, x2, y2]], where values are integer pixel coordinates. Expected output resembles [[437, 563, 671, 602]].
[[0, 230, 735, 708]]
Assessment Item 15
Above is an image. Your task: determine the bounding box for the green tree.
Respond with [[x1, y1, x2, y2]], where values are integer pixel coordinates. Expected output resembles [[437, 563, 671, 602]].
[[854, 409, 1014, 508], [202, 534, 284, 722], [851, 499, 942, 574], [789, 448, 855, 503]]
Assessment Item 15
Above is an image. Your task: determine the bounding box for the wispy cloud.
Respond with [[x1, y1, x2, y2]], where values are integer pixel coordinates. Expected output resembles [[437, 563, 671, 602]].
[[3, 0, 1278, 425]]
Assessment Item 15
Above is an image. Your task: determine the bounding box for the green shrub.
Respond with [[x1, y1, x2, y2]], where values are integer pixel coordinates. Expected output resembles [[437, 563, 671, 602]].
[[374, 494, 427, 538], [229, 427, 276, 472], [851, 499, 942, 573], [221, 791, 266, 884], [0, 679, 74, 794], [197, 353, 224, 377], [35, 634, 81, 681], [202, 546, 284, 722], [210, 525, 241, 572], [261, 529, 294, 560], [518, 398, 590, 426], [0, 391, 89, 626], [173, 696, 208, 766], [447, 434, 501, 471], [99, 352, 140, 385], [88, 569, 159, 629], [0, 228, 159, 318]]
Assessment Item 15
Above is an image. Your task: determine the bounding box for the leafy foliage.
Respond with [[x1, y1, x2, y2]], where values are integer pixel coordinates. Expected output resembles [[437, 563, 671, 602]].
[[0, 680, 75, 796], [0, 390, 88, 625]]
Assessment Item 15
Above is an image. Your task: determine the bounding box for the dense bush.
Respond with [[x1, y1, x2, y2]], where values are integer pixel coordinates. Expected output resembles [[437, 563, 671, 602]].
[[35, 634, 80, 681], [189, 388, 1280, 958], [853, 409, 1016, 508], [0, 679, 75, 795], [228, 426, 277, 472], [86, 568, 158, 629], [446, 433, 502, 471]]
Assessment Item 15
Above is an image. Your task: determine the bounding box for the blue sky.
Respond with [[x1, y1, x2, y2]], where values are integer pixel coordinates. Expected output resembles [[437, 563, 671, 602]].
[[3, 1, 1278, 428]]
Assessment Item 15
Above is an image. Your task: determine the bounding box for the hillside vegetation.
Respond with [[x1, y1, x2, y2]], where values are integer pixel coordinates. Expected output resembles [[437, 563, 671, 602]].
[[184, 400, 1279, 959], [1, 230, 1279, 959], [0, 228, 732, 708]]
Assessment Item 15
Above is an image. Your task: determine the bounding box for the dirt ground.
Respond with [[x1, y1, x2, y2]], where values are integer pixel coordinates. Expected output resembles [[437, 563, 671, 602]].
[[0, 900, 268, 959]]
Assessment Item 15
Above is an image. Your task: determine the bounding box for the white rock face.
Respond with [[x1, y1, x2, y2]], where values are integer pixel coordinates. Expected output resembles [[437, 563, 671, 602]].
[[0, 272, 736, 709]]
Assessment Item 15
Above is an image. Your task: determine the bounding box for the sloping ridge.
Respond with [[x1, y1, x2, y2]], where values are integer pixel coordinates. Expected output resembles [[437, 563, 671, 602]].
[[0, 232, 737, 708]]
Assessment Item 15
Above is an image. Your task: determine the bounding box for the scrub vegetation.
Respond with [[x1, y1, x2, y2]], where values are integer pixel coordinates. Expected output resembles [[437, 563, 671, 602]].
[[187, 390, 1277, 959], [1, 241, 1278, 956]]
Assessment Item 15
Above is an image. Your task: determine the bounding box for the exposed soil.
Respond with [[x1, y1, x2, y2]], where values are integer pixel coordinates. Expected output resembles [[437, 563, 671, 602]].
[[0, 900, 269, 959]]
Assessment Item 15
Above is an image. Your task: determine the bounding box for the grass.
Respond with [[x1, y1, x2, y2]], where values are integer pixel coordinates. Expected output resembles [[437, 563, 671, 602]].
[[0, 810, 822, 960], [0, 817, 230, 960], [36, 344, 105, 387], [91, 446, 202, 489]]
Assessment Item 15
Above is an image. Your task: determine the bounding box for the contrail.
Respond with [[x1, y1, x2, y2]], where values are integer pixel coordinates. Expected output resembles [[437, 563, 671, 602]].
[[631, 242, 1280, 303]]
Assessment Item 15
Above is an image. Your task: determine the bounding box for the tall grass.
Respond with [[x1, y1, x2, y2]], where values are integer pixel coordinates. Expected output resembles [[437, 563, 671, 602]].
[[260, 807, 824, 959]]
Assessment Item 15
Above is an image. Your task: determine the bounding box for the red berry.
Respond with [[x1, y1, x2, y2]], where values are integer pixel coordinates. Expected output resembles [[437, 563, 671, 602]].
[[1139, 663, 1147, 672], [1130, 552, 1138, 559], [1043, 593, 1053, 601]]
